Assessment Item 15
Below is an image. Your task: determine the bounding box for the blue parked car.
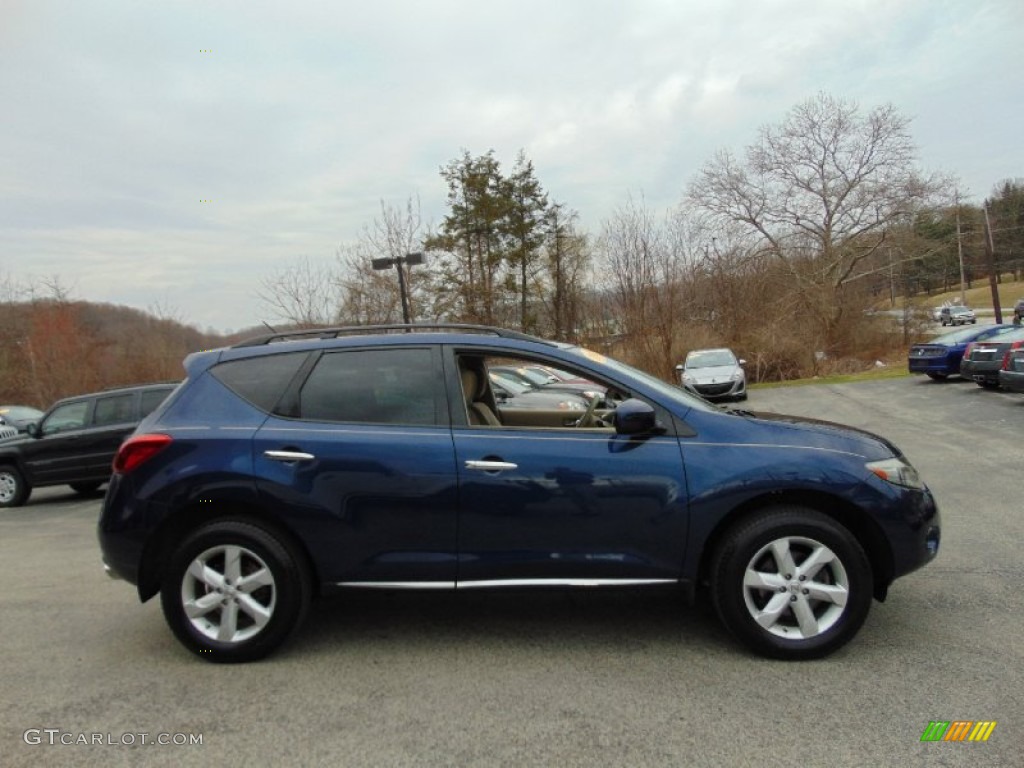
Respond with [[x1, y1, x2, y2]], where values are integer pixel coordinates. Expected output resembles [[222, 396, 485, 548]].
[[908, 324, 1017, 379], [99, 325, 940, 663]]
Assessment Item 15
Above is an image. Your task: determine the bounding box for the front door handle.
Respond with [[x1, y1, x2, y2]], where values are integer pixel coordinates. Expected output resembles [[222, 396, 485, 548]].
[[264, 450, 316, 462], [465, 460, 518, 472]]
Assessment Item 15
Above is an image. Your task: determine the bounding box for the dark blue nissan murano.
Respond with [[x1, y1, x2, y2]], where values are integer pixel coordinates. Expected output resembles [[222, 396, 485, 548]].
[[99, 325, 940, 662]]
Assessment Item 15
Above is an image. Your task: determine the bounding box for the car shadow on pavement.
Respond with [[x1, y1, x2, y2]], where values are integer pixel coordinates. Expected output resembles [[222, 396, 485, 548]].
[[294, 589, 729, 658]]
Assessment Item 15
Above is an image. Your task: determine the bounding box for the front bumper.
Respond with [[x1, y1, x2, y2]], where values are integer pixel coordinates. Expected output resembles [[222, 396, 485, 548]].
[[685, 380, 746, 400]]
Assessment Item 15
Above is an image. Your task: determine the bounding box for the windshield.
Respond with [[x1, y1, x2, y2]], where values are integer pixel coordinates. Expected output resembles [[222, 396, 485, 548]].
[[684, 349, 737, 368], [564, 347, 718, 413]]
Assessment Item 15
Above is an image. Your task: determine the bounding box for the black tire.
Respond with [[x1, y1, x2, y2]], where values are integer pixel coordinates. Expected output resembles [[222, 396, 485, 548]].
[[70, 482, 102, 495], [0, 465, 30, 508], [979, 380, 1000, 390], [736, 392, 748, 401], [926, 373, 948, 381], [160, 519, 311, 663], [710, 506, 872, 660]]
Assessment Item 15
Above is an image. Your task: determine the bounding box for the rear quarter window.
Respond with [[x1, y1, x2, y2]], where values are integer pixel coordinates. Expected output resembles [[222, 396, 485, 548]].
[[140, 388, 174, 417], [211, 352, 309, 413]]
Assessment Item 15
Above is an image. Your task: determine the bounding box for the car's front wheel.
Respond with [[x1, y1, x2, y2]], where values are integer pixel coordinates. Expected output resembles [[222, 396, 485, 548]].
[[160, 520, 311, 663], [926, 372, 948, 381], [710, 507, 872, 660], [0, 465, 30, 508]]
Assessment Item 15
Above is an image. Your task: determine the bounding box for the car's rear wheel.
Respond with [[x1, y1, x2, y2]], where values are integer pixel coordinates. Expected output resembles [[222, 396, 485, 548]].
[[0, 465, 30, 508], [710, 507, 872, 660], [978, 380, 1000, 390], [926, 373, 948, 381], [160, 520, 311, 663], [70, 482, 102, 495]]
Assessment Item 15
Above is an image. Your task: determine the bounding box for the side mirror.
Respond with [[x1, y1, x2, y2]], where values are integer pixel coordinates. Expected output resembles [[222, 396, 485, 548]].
[[738, 359, 747, 366], [613, 398, 658, 435], [674, 364, 684, 371], [26, 422, 40, 438]]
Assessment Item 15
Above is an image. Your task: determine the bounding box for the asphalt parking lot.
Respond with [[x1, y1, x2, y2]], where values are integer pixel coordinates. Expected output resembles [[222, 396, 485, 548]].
[[2, 375, 1022, 767]]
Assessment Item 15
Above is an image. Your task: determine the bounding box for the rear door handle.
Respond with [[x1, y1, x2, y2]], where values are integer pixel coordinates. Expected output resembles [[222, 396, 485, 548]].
[[264, 450, 316, 462], [465, 460, 518, 472]]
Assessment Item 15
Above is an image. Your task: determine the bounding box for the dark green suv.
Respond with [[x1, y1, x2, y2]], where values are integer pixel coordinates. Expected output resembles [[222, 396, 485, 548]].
[[0, 383, 176, 507]]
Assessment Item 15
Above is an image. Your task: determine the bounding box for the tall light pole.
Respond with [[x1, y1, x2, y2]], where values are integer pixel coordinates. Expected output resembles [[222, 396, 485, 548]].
[[955, 190, 966, 305], [371, 252, 423, 325]]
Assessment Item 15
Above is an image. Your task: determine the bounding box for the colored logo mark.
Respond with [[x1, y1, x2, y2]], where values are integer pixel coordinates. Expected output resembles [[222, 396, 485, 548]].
[[920, 721, 997, 742]]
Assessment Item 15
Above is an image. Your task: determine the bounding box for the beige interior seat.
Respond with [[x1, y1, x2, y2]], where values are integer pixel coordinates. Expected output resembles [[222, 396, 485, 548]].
[[460, 367, 501, 426]]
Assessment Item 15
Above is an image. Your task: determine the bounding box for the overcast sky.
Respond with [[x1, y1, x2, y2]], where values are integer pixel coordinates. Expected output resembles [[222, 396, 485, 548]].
[[2, 0, 1021, 332]]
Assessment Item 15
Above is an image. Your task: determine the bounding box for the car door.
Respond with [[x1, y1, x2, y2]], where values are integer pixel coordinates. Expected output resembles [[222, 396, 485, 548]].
[[22, 398, 96, 484], [448, 347, 690, 586], [70, 392, 141, 481], [251, 346, 459, 586]]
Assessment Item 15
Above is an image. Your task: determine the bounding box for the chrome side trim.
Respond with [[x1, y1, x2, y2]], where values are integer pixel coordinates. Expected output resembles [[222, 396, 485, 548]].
[[456, 432, 677, 445], [334, 578, 677, 590], [457, 578, 677, 589], [336, 581, 456, 589]]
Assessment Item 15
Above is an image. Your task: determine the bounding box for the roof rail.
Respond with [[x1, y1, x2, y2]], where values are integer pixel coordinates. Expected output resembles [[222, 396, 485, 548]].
[[101, 381, 180, 392], [231, 323, 555, 348]]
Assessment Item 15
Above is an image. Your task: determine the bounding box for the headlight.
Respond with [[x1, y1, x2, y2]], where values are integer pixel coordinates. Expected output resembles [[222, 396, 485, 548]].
[[730, 371, 743, 381], [866, 458, 924, 490], [681, 373, 694, 384]]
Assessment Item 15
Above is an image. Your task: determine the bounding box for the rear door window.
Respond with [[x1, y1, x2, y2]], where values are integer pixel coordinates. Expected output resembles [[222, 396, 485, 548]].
[[299, 348, 441, 426], [140, 388, 172, 417], [93, 394, 136, 426]]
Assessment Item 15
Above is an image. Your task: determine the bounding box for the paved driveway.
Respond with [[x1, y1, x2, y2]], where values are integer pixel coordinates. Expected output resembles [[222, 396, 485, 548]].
[[1, 376, 1021, 767]]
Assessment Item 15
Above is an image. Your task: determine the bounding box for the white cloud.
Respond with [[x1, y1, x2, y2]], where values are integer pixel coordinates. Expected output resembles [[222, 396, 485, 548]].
[[1, 0, 1021, 330]]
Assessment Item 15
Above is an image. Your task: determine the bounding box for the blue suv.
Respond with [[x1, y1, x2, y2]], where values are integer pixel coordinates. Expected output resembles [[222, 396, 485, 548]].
[[98, 325, 940, 662]]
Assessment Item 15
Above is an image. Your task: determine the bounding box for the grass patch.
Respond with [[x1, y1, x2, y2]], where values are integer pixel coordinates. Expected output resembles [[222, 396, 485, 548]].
[[898, 277, 1024, 312], [751, 365, 911, 390]]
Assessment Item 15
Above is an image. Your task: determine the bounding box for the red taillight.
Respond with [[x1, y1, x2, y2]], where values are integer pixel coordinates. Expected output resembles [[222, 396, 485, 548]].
[[1002, 340, 1024, 370], [963, 342, 975, 360], [113, 434, 172, 474]]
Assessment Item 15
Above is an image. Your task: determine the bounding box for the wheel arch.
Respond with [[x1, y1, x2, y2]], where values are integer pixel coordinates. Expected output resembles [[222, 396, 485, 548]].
[[137, 498, 321, 602], [697, 490, 895, 602]]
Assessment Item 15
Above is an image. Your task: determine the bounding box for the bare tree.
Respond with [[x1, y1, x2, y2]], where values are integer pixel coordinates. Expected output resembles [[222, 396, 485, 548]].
[[257, 256, 340, 327], [600, 195, 695, 377], [337, 197, 425, 324], [689, 92, 944, 354]]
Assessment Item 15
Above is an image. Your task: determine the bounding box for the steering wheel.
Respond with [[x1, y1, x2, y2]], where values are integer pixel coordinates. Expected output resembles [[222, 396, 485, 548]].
[[575, 394, 602, 428]]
